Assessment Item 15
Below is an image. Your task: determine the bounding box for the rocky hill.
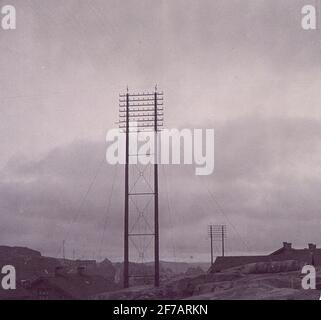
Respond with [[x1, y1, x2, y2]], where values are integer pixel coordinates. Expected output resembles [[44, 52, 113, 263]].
[[95, 260, 321, 300]]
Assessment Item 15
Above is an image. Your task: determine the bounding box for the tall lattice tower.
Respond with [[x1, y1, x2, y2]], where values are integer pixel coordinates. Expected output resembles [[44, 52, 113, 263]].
[[119, 87, 164, 288]]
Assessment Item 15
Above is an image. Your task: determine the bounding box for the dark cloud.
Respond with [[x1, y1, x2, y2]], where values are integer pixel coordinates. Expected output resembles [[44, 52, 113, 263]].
[[0, 113, 320, 260]]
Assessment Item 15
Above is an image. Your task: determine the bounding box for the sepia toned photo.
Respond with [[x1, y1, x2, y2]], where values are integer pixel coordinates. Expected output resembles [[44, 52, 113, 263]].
[[0, 0, 321, 309]]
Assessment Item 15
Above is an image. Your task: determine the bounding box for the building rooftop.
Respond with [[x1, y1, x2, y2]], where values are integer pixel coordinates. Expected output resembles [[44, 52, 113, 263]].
[[209, 242, 320, 273]]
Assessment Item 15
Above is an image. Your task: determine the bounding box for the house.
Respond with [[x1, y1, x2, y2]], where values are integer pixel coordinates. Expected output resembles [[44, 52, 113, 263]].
[[27, 266, 116, 300], [209, 242, 319, 273]]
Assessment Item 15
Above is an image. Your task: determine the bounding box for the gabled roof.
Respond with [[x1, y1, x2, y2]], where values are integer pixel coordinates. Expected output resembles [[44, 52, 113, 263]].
[[270, 247, 321, 256]]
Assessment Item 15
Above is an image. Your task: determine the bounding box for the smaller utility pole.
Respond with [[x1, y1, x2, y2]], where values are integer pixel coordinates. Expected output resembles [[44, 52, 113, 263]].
[[62, 240, 66, 262], [221, 226, 225, 257], [208, 225, 214, 265], [208, 225, 227, 262]]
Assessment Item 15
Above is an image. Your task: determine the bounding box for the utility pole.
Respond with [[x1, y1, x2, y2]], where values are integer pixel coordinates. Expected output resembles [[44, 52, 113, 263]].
[[119, 87, 164, 288], [124, 89, 129, 289], [208, 225, 227, 262], [209, 225, 214, 265], [62, 240, 66, 262], [154, 88, 160, 287], [222, 226, 225, 257]]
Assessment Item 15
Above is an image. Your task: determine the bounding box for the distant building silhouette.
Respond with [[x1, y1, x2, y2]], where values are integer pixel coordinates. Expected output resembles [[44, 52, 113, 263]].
[[209, 242, 318, 273]]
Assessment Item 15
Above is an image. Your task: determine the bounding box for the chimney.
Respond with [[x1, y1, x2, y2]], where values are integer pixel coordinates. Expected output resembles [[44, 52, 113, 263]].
[[308, 243, 316, 251], [55, 266, 65, 277], [77, 266, 86, 276], [283, 242, 292, 250]]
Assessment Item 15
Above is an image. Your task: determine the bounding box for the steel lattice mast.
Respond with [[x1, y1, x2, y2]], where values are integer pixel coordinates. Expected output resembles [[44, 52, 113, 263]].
[[119, 87, 164, 288]]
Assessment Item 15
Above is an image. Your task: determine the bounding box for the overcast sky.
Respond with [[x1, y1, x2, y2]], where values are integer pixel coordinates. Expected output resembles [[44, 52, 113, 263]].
[[0, 0, 320, 262]]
